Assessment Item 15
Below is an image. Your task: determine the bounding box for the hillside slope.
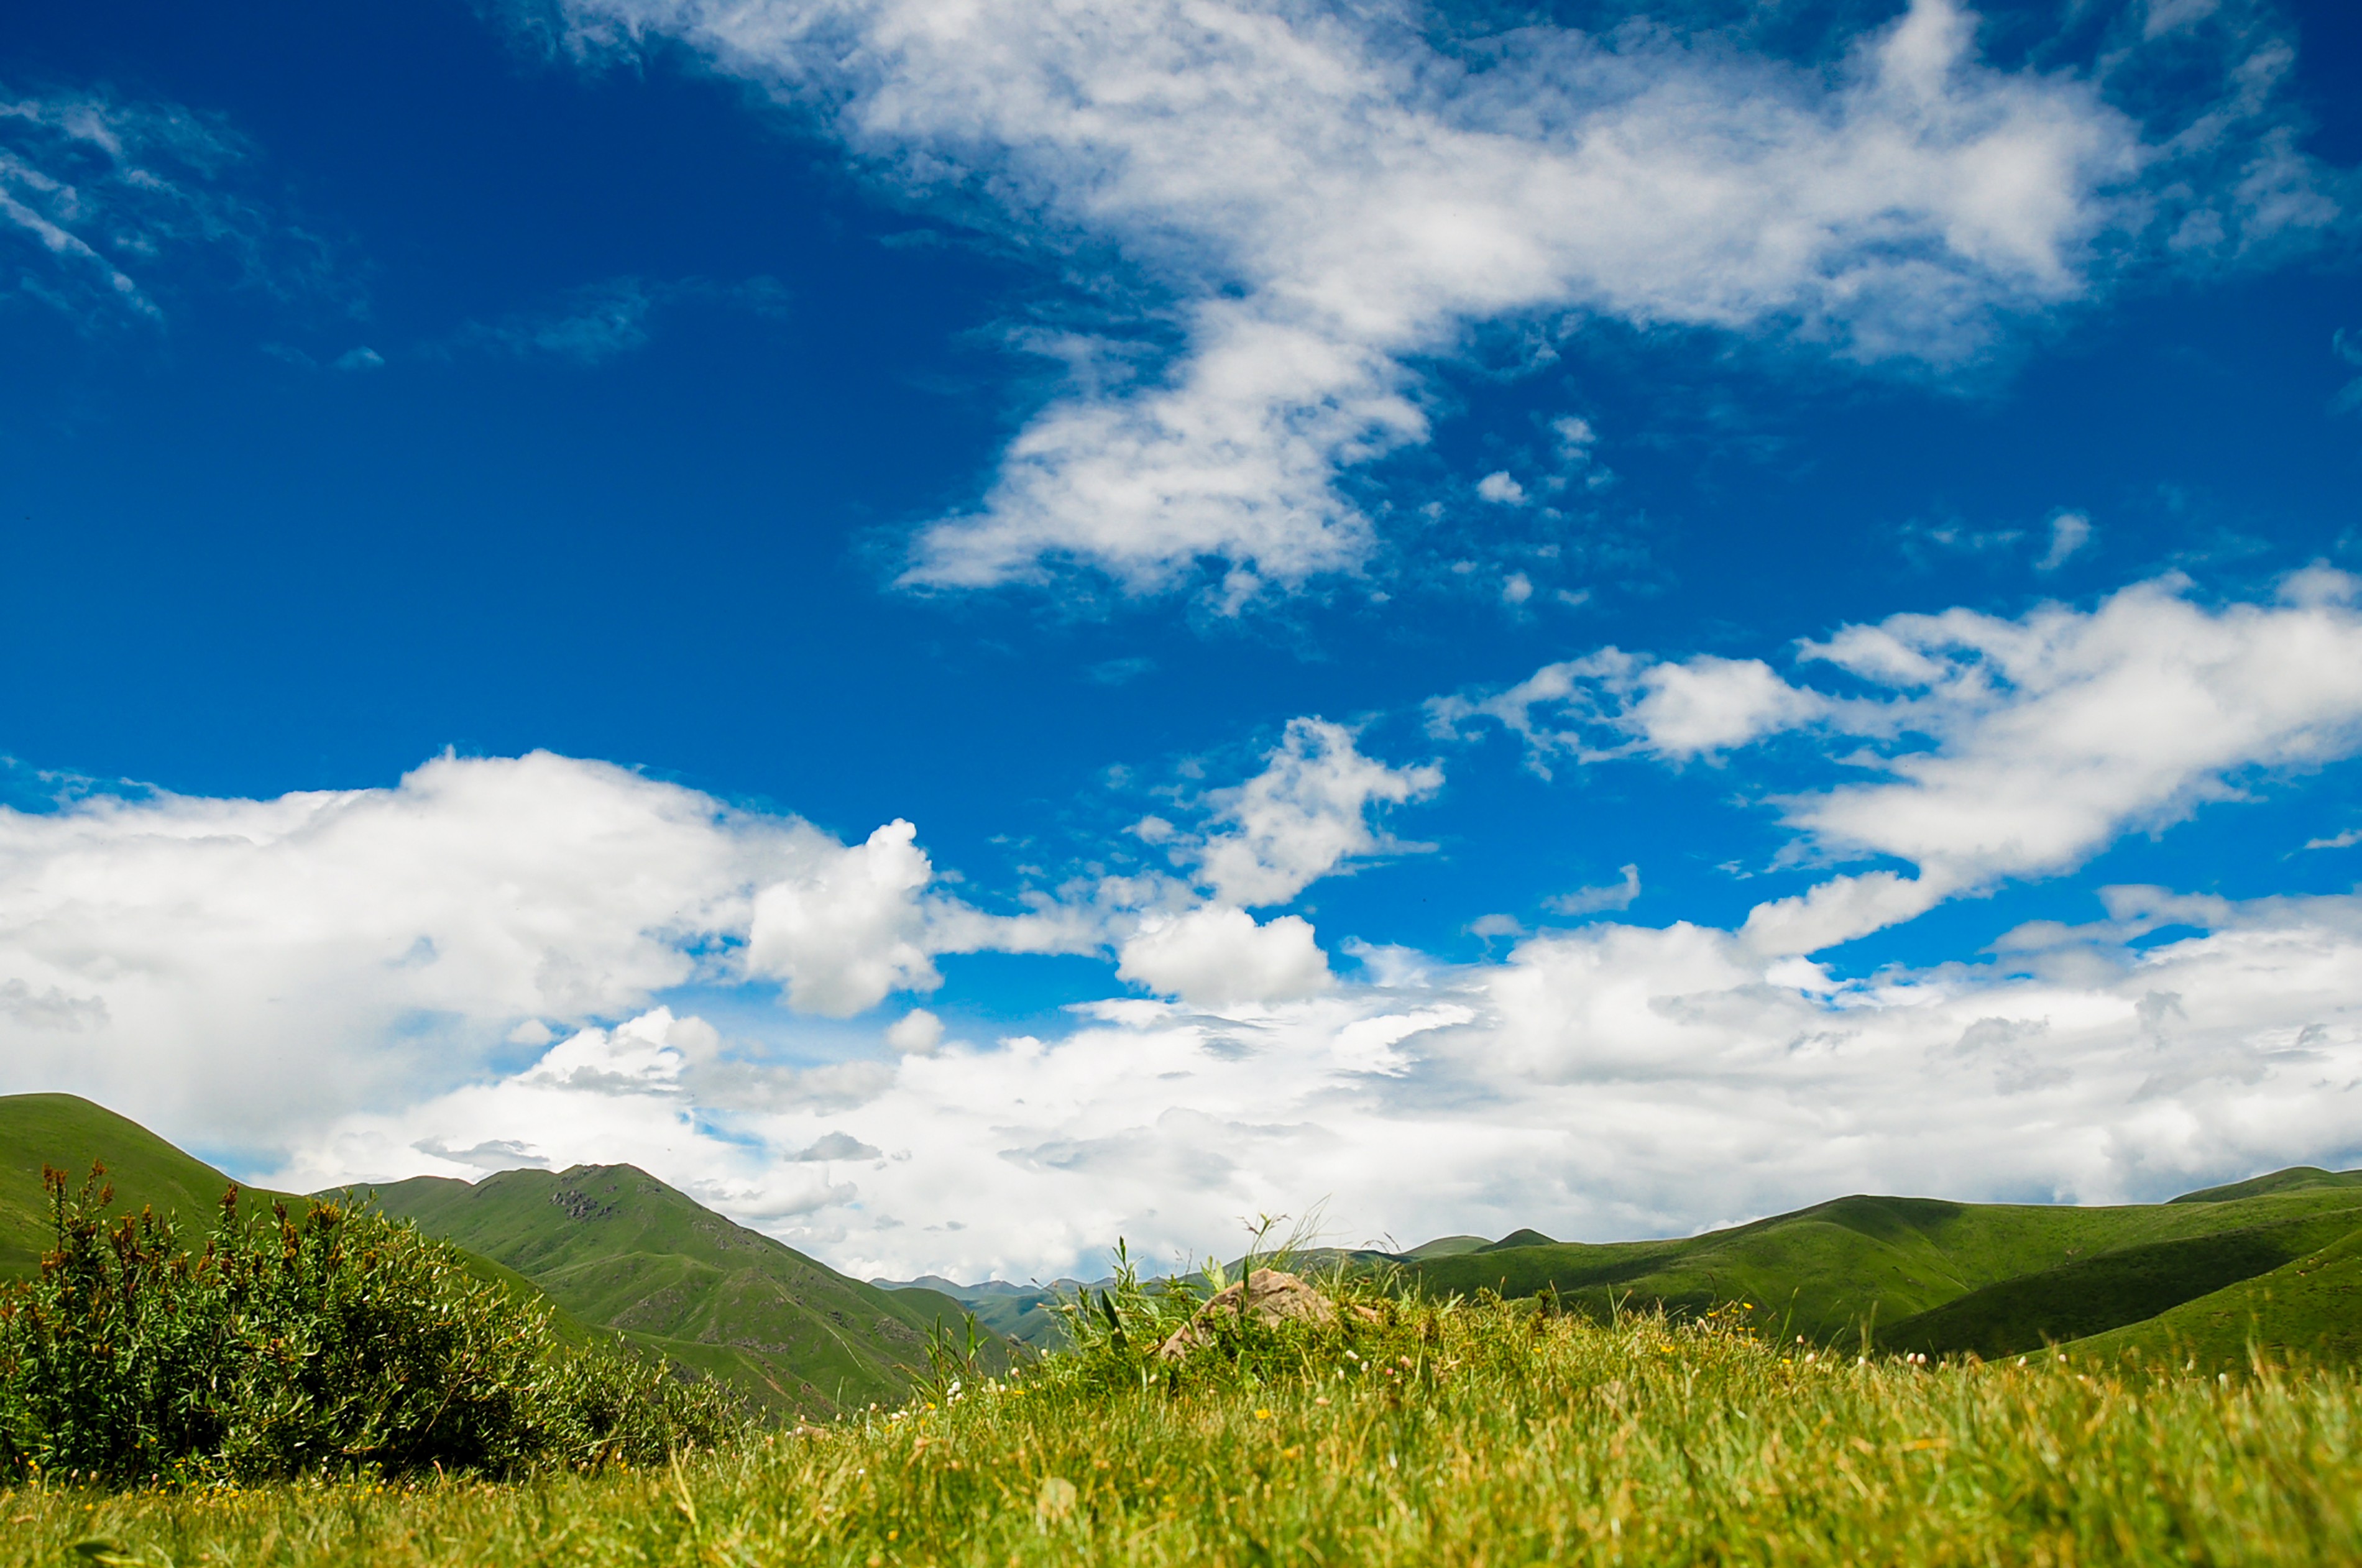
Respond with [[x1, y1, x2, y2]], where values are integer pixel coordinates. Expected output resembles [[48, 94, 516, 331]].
[[1407, 1182, 2362, 1347], [1877, 1209, 2362, 1358], [2168, 1166, 2362, 1204], [0, 1093, 620, 1352], [2064, 1226, 2362, 1370], [370, 1165, 1004, 1420], [0, 1093, 283, 1275]]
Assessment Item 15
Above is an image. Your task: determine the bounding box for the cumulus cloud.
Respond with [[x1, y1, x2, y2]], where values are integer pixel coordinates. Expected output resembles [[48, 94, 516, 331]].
[[529, 0, 2337, 598], [1116, 905, 1333, 1007], [885, 1007, 944, 1055], [9, 722, 2360, 1282], [1185, 718, 1443, 907], [0, 751, 1067, 1144], [746, 820, 944, 1016], [1476, 472, 1526, 506], [269, 883, 2362, 1281]]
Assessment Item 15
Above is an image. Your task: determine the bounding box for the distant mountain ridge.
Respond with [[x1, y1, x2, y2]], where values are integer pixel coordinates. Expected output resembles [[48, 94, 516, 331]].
[[9, 1093, 2355, 1385]]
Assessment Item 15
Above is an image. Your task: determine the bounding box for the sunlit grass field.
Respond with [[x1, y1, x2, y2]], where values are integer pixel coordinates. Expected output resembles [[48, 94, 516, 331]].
[[9, 1294, 2357, 1568]]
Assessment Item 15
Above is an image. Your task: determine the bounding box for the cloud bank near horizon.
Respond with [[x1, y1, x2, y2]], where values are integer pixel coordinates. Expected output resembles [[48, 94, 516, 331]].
[[525, 0, 2342, 602], [6, 572, 2361, 1280]]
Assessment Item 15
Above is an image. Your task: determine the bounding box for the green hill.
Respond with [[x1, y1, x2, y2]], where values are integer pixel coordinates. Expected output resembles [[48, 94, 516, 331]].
[[3, 1093, 246, 1273], [0, 1092, 296, 1275], [0, 1092, 622, 1355], [1877, 1209, 2362, 1359], [367, 1165, 1007, 1421], [2064, 1226, 2362, 1370], [1408, 1182, 2362, 1351], [1401, 1235, 1492, 1260], [2167, 1166, 2362, 1204]]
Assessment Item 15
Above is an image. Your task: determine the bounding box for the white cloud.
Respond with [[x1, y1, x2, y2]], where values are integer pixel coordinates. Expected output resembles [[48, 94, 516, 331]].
[[8, 735, 2360, 1283], [1188, 718, 1442, 907], [1476, 472, 1526, 506], [886, 1007, 945, 1055], [746, 820, 943, 1016], [1785, 575, 2362, 901], [267, 883, 2362, 1281], [1543, 863, 1640, 918], [2034, 509, 2093, 570], [0, 752, 1060, 1141], [0, 90, 323, 325], [534, 0, 2335, 598], [1428, 649, 1827, 772], [1116, 905, 1333, 1007], [1448, 575, 2362, 951]]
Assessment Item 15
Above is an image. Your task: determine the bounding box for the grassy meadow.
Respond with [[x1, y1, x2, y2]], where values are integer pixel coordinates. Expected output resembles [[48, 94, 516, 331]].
[[9, 1293, 2358, 1568]]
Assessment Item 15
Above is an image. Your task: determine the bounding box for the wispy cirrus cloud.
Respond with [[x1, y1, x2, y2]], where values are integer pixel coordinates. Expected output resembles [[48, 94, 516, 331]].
[[432, 274, 789, 365], [0, 88, 335, 326], [520, 0, 2343, 603]]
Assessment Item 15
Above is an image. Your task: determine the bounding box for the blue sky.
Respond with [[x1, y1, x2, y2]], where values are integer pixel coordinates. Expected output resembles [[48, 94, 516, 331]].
[[3, 0, 2360, 1280]]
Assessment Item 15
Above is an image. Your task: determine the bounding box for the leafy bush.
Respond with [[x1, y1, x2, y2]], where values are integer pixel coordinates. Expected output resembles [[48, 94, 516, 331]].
[[0, 1165, 742, 1485]]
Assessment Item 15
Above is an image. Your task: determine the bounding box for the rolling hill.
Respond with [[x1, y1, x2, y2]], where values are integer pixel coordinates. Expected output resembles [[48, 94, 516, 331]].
[[368, 1165, 1007, 1420], [2064, 1224, 2362, 1370], [1404, 1175, 2362, 1359]]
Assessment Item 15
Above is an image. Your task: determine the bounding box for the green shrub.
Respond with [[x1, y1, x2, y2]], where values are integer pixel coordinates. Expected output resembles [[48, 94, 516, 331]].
[[0, 1165, 741, 1485]]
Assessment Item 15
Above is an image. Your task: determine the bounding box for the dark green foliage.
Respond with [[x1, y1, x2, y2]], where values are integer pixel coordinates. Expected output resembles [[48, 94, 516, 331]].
[[0, 1165, 741, 1485]]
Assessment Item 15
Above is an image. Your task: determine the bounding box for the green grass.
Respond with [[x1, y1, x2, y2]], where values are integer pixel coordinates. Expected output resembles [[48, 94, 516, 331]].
[[1878, 1209, 2362, 1359], [1408, 1184, 2362, 1348], [366, 1166, 1007, 1421], [2168, 1165, 2362, 1204], [7, 1295, 2358, 1567], [2069, 1225, 2362, 1371]]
